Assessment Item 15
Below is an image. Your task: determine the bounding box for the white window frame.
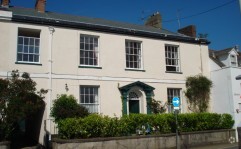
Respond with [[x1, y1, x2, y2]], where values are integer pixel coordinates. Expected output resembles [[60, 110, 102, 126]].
[[167, 88, 181, 113], [79, 86, 99, 113], [125, 40, 143, 70], [230, 54, 237, 67], [17, 32, 40, 64], [80, 34, 99, 67], [165, 44, 180, 72]]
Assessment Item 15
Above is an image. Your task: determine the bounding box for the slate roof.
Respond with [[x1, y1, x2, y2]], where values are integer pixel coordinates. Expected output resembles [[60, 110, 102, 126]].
[[209, 49, 226, 67], [209, 47, 240, 67], [0, 6, 210, 44]]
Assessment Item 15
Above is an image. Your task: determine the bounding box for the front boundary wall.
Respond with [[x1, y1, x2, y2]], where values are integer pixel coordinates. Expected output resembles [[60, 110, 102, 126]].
[[52, 129, 235, 149]]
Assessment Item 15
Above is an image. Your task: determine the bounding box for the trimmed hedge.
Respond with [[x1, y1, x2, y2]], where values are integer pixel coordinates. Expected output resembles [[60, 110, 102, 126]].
[[57, 113, 234, 139]]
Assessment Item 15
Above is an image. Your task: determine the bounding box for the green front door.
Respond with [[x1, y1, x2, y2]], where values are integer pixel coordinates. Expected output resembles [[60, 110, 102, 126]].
[[129, 100, 140, 114]]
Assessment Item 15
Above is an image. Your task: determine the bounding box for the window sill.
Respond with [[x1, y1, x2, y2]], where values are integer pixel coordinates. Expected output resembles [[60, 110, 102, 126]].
[[15, 62, 42, 66], [125, 68, 146, 72], [79, 66, 102, 69], [165, 71, 183, 74]]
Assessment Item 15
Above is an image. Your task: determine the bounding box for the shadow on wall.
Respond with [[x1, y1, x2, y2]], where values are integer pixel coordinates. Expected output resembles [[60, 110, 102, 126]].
[[11, 106, 45, 148]]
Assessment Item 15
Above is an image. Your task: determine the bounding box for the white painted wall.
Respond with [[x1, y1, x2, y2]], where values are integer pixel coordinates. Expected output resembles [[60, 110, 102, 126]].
[[210, 57, 241, 140]]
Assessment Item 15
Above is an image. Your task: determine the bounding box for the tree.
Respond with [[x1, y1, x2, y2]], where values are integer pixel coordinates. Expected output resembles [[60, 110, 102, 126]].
[[184, 75, 212, 113], [51, 94, 89, 122], [149, 99, 167, 114], [0, 70, 47, 140]]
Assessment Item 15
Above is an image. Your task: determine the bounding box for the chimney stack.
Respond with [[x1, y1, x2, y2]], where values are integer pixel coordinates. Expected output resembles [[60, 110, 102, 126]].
[[35, 0, 46, 13], [1, 0, 10, 7], [145, 12, 162, 29], [178, 25, 196, 37]]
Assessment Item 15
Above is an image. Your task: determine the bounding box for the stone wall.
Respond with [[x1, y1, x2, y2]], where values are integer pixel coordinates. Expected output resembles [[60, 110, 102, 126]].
[[52, 129, 235, 149]]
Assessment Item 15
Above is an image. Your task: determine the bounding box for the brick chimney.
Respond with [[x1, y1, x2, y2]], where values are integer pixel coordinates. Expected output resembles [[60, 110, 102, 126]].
[[1, 0, 10, 7], [145, 12, 162, 29], [178, 25, 196, 37], [35, 0, 46, 13]]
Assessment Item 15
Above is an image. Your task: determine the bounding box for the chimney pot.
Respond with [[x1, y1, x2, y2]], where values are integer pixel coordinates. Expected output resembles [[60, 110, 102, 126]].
[[1, 0, 10, 7], [178, 25, 196, 37], [145, 11, 162, 29], [35, 0, 46, 13]]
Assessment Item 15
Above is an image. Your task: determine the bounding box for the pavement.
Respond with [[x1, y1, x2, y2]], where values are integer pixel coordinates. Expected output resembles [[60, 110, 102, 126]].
[[191, 143, 239, 149]]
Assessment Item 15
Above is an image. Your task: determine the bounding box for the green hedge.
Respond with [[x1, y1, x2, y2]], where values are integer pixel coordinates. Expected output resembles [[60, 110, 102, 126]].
[[57, 113, 234, 139]]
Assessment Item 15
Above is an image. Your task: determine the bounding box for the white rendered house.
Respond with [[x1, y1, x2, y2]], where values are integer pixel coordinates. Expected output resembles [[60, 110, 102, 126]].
[[209, 46, 241, 139], [0, 0, 210, 145]]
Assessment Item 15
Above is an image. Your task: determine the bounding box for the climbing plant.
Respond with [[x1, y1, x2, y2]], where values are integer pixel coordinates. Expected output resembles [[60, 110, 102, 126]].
[[184, 75, 212, 113], [149, 99, 167, 114]]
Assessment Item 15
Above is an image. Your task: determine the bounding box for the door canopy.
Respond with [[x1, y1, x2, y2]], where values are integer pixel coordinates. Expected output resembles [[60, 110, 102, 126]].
[[119, 81, 155, 115]]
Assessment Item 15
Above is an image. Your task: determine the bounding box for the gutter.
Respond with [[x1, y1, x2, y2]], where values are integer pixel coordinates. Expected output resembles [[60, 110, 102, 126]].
[[11, 15, 210, 45]]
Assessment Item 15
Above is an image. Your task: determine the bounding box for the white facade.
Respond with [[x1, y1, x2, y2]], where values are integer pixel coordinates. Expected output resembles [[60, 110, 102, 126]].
[[0, 7, 210, 145], [210, 48, 241, 140]]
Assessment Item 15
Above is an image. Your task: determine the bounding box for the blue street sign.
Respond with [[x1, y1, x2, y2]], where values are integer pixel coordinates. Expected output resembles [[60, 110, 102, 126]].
[[172, 97, 180, 107]]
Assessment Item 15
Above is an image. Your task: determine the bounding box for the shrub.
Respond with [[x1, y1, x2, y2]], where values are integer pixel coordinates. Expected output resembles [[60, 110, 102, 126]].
[[51, 94, 89, 122], [0, 70, 47, 141], [219, 114, 235, 129], [57, 113, 234, 139]]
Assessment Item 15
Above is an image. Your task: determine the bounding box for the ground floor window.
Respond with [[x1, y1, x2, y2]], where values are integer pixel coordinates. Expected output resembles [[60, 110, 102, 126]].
[[79, 86, 99, 113], [167, 88, 181, 113]]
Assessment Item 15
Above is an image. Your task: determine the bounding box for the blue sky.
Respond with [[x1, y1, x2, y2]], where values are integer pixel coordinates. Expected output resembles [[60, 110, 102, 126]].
[[10, 0, 241, 50]]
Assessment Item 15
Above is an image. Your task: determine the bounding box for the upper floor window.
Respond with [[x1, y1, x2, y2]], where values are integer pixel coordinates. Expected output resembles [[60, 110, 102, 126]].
[[80, 35, 99, 66], [80, 86, 99, 113], [230, 55, 237, 67], [167, 88, 181, 113], [125, 40, 142, 69], [17, 28, 40, 63], [165, 45, 180, 72]]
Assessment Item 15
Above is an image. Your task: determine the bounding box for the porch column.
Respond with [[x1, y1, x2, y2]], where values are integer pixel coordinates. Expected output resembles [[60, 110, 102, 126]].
[[122, 91, 128, 115], [146, 90, 152, 114]]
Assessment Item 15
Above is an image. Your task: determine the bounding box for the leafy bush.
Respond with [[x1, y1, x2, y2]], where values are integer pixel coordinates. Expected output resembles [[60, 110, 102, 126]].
[[0, 70, 47, 141], [219, 114, 235, 129], [57, 113, 234, 139], [51, 94, 89, 122]]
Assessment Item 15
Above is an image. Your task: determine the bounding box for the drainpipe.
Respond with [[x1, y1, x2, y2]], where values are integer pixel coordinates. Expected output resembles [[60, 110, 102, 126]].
[[47, 26, 55, 137]]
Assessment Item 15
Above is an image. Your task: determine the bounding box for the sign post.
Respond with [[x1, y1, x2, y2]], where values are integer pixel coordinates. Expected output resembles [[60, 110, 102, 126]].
[[172, 97, 180, 149]]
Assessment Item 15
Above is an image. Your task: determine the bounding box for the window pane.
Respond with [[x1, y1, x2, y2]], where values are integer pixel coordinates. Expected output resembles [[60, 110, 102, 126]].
[[18, 37, 23, 44], [18, 45, 23, 52], [29, 54, 34, 62], [80, 43, 84, 49], [17, 54, 22, 61], [35, 47, 39, 54], [29, 46, 34, 53], [23, 45, 28, 53], [23, 54, 28, 61], [30, 38, 34, 45], [35, 39, 40, 46], [24, 38, 29, 45], [80, 36, 84, 43], [34, 55, 39, 62]]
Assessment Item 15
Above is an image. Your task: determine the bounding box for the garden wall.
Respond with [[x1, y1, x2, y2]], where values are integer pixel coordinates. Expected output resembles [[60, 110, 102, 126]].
[[52, 129, 235, 149]]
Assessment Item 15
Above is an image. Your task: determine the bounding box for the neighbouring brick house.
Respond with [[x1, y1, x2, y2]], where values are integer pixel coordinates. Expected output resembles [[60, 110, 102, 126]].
[[0, 0, 210, 145]]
